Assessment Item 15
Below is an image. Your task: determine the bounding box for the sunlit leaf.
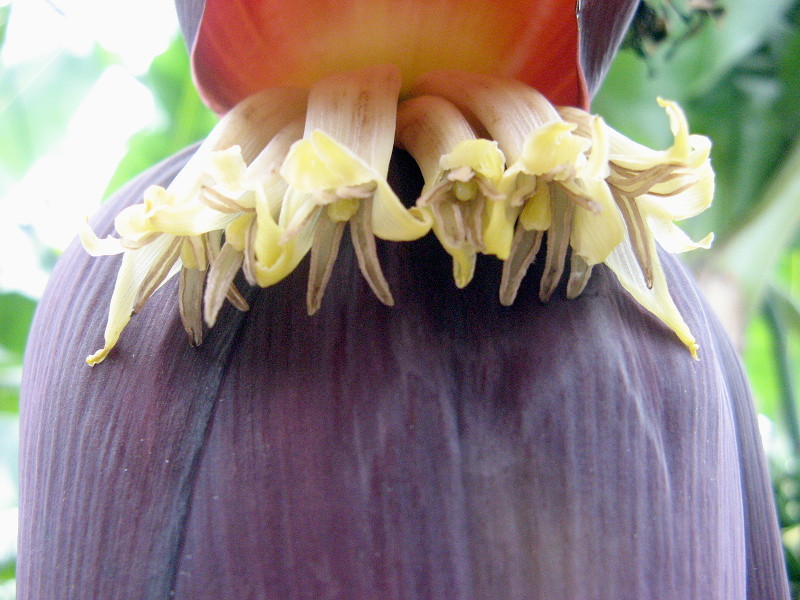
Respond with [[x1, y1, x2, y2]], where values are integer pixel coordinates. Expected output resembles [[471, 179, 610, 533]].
[[104, 36, 216, 196], [707, 137, 800, 315], [744, 314, 780, 420], [0, 292, 35, 358], [0, 47, 109, 191], [770, 284, 800, 336], [0, 388, 17, 414], [0, 3, 11, 52], [0, 558, 14, 582]]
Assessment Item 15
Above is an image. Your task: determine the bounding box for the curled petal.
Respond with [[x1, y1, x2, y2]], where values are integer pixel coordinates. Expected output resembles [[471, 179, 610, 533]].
[[370, 179, 432, 241], [115, 185, 237, 238], [79, 219, 125, 256], [604, 235, 699, 357], [513, 121, 590, 181], [87, 234, 182, 366], [281, 130, 380, 194], [251, 193, 316, 287], [282, 129, 431, 242], [569, 180, 625, 265], [640, 160, 715, 221], [648, 218, 714, 254]]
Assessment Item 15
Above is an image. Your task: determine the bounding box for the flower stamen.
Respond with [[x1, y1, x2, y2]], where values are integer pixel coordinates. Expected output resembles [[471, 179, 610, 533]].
[[396, 94, 505, 287], [83, 68, 714, 364]]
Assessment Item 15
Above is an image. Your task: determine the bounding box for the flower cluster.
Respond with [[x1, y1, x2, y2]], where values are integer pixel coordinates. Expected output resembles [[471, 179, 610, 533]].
[[82, 65, 713, 365]]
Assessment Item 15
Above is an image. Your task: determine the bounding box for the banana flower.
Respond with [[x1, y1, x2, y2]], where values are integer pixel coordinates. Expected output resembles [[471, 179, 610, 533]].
[[18, 1, 789, 599]]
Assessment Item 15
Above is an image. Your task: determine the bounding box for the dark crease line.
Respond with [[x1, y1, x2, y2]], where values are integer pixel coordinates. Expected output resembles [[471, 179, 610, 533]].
[[155, 285, 259, 600]]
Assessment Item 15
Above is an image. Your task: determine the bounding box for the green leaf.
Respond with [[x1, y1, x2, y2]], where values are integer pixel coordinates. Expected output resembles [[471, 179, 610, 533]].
[[0, 3, 11, 53], [0, 388, 17, 415], [0, 46, 109, 193], [707, 137, 800, 315], [0, 559, 13, 583], [0, 292, 35, 358], [770, 284, 800, 336], [744, 314, 781, 419]]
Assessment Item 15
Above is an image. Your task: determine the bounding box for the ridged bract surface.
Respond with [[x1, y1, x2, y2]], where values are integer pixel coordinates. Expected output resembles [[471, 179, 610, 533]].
[[19, 149, 789, 599]]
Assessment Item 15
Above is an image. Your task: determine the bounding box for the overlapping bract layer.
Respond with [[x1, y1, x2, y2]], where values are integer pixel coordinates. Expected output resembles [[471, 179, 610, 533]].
[[82, 65, 713, 364]]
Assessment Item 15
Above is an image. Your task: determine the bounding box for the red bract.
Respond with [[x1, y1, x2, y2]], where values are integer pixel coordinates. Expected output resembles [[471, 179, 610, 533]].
[[18, 2, 790, 599], [182, 0, 637, 113]]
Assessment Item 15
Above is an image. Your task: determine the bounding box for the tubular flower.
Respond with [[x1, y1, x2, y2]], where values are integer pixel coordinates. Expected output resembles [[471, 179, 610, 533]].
[[20, 2, 792, 600], [83, 66, 712, 361], [395, 94, 506, 288]]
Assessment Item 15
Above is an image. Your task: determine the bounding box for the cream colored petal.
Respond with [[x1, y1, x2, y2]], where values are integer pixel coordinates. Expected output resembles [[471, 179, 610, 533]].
[[79, 219, 125, 256], [647, 217, 714, 254], [114, 184, 237, 238], [371, 179, 432, 241], [604, 235, 699, 358], [396, 95, 480, 185], [583, 115, 611, 180], [145, 204, 236, 237], [252, 205, 316, 288], [518, 179, 551, 231], [224, 213, 255, 252], [482, 197, 517, 259], [114, 203, 151, 242], [206, 146, 249, 196], [499, 169, 536, 207], [279, 190, 321, 242], [561, 100, 702, 171], [283, 131, 430, 241], [395, 99, 501, 247], [248, 119, 304, 215], [442, 139, 505, 184], [204, 122, 303, 216], [568, 180, 625, 265], [179, 235, 208, 271], [109, 88, 310, 243], [281, 130, 377, 193], [517, 120, 590, 181], [86, 234, 180, 365], [303, 65, 401, 174], [203, 146, 260, 212], [167, 87, 309, 201], [608, 100, 695, 170], [640, 160, 715, 221], [413, 70, 560, 162]]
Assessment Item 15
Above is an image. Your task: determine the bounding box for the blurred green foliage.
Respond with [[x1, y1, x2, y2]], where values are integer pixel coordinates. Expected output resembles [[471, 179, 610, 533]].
[[0, 48, 109, 191], [0, 293, 35, 414], [104, 36, 216, 196]]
